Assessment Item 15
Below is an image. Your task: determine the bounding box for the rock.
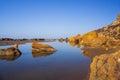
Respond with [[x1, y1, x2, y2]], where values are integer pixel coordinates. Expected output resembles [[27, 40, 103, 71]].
[[69, 34, 81, 43], [68, 34, 81, 47], [81, 31, 98, 43], [68, 14, 120, 47], [14, 43, 18, 49], [0, 48, 21, 56], [117, 14, 120, 22], [69, 36, 76, 42], [89, 51, 120, 80], [58, 38, 64, 42], [32, 42, 56, 52], [0, 44, 21, 56], [95, 14, 120, 40]]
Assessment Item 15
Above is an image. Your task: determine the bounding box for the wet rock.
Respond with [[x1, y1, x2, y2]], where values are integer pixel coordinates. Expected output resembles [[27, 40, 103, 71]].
[[32, 42, 56, 52]]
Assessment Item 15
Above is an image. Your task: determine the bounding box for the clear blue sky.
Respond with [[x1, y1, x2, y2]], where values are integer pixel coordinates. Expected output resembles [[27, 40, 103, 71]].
[[0, 0, 120, 39]]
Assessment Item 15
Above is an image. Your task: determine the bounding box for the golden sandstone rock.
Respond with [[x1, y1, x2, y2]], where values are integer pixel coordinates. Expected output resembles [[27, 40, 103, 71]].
[[89, 51, 120, 80], [81, 31, 98, 43], [68, 14, 120, 47], [32, 42, 56, 52], [32, 42, 56, 58], [14, 43, 18, 49], [117, 14, 120, 22]]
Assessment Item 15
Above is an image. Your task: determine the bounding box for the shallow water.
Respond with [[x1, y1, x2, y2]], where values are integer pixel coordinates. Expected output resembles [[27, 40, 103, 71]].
[[0, 41, 91, 80]]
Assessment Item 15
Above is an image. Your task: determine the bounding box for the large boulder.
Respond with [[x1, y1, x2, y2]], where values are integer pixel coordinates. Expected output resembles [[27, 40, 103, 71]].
[[89, 51, 120, 80], [32, 42, 56, 52], [81, 31, 98, 43]]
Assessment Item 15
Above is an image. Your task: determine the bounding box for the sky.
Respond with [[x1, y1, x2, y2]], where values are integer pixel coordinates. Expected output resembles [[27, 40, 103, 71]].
[[0, 0, 120, 39]]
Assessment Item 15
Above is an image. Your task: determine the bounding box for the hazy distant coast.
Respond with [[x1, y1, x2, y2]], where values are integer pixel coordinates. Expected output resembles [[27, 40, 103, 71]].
[[0, 38, 56, 46]]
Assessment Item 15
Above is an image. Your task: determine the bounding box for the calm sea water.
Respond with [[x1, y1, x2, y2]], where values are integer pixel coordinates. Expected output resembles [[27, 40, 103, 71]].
[[0, 41, 91, 80]]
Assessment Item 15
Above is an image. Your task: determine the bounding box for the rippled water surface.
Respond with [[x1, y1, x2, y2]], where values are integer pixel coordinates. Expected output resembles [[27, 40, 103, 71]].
[[0, 42, 91, 80]]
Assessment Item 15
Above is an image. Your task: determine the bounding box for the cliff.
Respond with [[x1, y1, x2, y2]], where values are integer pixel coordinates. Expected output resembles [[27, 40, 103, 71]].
[[95, 14, 120, 40], [80, 14, 120, 47]]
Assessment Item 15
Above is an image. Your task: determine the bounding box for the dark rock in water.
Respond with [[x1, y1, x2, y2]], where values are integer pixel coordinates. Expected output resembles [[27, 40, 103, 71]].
[[32, 42, 56, 57], [58, 38, 65, 42]]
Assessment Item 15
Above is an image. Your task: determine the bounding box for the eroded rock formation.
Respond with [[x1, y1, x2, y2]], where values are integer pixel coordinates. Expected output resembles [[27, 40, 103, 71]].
[[68, 14, 120, 47], [89, 51, 120, 80]]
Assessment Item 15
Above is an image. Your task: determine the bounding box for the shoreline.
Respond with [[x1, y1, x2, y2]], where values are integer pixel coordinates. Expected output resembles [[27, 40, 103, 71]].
[[0, 39, 56, 46]]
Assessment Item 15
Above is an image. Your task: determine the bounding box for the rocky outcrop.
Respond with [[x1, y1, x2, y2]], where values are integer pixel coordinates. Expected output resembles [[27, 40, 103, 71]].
[[77, 14, 120, 47], [81, 31, 98, 43], [68, 14, 120, 47], [80, 42, 120, 80], [95, 14, 120, 40], [89, 51, 120, 80], [32, 42, 56, 53], [58, 38, 64, 42], [69, 34, 81, 43], [0, 44, 21, 56]]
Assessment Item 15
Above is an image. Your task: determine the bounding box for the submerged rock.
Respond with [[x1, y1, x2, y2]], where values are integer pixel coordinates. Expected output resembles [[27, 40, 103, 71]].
[[32, 42, 56, 52]]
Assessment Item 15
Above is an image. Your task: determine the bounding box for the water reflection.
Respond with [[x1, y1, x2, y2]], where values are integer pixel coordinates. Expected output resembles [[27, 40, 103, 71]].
[[58, 38, 69, 43], [32, 51, 55, 58], [0, 55, 21, 61]]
